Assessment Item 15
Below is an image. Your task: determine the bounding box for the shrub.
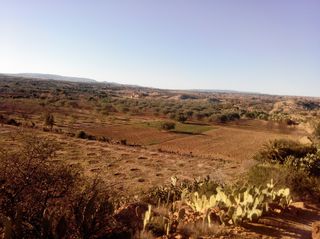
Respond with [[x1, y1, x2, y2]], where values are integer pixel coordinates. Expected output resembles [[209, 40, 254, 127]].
[[161, 122, 175, 131], [76, 130, 87, 139], [98, 136, 110, 142], [44, 112, 55, 130], [0, 135, 79, 238], [285, 153, 320, 177], [247, 163, 320, 202], [6, 118, 21, 126], [228, 112, 240, 121], [255, 139, 317, 164], [286, 119, 297, 126], [76, 130, 88, 139], [214, 112, 240, 123], [176, 113, 187, 123], [218, 114, 228, 123], [76, 130, 96, 140], [244, 111, 269, 120], [244, 111, 256, 119], [185, 110, 194, 118], [73, 179, 115, 238], [0, 134, 122, 238]]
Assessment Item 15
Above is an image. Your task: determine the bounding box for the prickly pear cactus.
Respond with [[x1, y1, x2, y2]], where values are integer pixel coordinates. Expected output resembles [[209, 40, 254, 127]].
[[183, 179, 292, 226], [186, 192, 218, 214]]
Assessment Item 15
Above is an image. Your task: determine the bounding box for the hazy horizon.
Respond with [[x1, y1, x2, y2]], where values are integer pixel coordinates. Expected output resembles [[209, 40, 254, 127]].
[[1, 0, 319, 96]]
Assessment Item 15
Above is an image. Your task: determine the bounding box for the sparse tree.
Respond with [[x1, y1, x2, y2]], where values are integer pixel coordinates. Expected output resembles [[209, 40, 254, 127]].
[[176, 113, 187, 123]]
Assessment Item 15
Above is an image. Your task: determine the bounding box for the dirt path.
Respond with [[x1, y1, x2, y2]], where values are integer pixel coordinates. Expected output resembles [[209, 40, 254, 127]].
[[238, 203, 320, 238]]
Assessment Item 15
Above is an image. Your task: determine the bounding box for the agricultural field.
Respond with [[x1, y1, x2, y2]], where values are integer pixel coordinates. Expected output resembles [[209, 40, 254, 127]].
[[1, 75, 320, 238]]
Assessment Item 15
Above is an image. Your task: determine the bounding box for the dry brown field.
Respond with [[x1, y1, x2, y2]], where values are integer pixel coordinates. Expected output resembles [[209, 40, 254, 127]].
[[0, 116, 306, 196]]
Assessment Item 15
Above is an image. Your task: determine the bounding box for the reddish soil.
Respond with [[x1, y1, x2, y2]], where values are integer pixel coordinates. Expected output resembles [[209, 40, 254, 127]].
[[152, 126, 298, 162]]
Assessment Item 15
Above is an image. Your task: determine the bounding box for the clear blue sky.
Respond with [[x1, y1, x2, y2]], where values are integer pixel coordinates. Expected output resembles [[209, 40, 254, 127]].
[[0, 0, 319, 96]]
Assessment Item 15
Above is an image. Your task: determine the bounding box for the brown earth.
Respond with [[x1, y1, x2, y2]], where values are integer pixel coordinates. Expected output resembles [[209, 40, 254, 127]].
[[0, 119, 317, 239], [152, 125, 299, 162], [0, 125, 238, 197]]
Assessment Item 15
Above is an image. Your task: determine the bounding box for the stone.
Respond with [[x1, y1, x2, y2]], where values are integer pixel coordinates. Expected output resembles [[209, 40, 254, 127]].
[[312, 221, 320, 239]]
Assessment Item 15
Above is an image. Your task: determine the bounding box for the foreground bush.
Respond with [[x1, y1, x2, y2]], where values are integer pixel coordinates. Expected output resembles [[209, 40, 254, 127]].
[[255, 139, 317, 164], [252, 139, 320, 201], [247, 164, 320, 202], [0, 135, 77, 238], [285, 153, 320, 177], [0, 134, 124, 238]]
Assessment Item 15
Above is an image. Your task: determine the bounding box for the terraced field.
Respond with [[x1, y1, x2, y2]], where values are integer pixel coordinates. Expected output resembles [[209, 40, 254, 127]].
[[0, 125, 240, 197], [152, 126, 298, 161]]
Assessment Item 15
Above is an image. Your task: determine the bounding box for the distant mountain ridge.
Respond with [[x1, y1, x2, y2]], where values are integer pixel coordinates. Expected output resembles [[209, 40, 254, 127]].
[[7, 73, 97, 83], [0, 73, 264, 95], [0, 73, 283, 97], [191, 89, 262, 95]]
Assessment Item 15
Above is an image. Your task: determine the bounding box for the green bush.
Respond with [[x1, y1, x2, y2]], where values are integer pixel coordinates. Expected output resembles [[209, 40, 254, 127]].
[[214, 112, 240, 123], [284, 153, 320, 176], [255, 139, 317, 164], [218, 114, 228, 123], [161, 121, 175, 131], [247, 163, 320, 201], [244, 111, 269, 120], [176, 113, 187, 123]]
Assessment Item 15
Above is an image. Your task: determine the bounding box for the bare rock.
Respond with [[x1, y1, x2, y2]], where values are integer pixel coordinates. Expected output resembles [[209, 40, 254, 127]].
[[312, 221, 320, 239], [291, 201, 305, 209], [299, 136, 313, 145]]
